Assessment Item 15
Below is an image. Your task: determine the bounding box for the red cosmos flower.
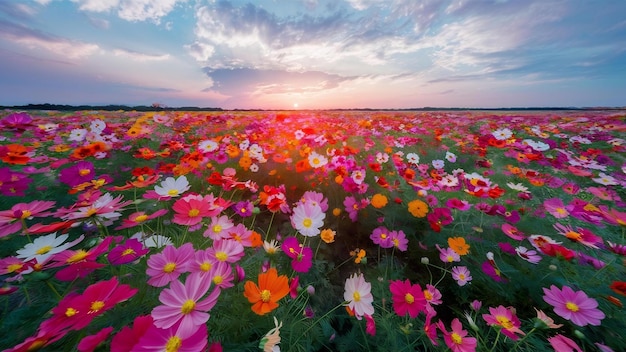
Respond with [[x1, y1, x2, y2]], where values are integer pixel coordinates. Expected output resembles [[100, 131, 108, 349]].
[[610, 281, 626, 296], [114, 209, 168, 230], [389, 279, 427, 318], [427, 207, 453, 232], [0, 144, 33, 165]]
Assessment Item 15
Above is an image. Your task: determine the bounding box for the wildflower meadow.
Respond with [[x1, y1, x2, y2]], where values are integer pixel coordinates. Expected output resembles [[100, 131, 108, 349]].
[[0, 109, 625, 351]]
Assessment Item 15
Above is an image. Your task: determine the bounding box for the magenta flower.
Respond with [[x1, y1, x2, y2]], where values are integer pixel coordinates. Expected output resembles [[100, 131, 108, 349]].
[[437, 244, 460, 263], [77, 326, 113, 352], [343, 196, 360, 222], [436, 318, 477, 352], [151, 274, 220, 333], [542, 285, 605, 326], [370, 226, 393, 248], [231, 200, 254, 218], [208, 261, 234, 290], [107, 238, 150, 265], [146, 243, 195, 287], [424, 284, 442, 306], [114, 209, 168, 230], [389, 279, 426, 318], [281, 236, 313, 273], [133, 320, 208, 352], [171, 195, 215, 226], [501, 223, 525, 241], [390, 230, 408, 251], [482, 305, 525, 340], [49, 236, 114, 281], [59, 161, 95, 188], [0, 200, 56, 238]]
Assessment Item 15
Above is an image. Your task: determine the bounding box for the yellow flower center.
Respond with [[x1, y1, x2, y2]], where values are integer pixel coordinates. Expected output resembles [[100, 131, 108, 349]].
[[7, 263, 23, 273], [163, 262, 176, 273], [20, 210, 32, 219], [566, 302, 579, 312], [79, 168, 91, 176], [122, 248, 135, 256], [165, 336, 182, 352], [200, 262, 211, 272], [302, 218, 312, 228], [424, 290, 433, 300], [213, 224, 222, 233], [85, 208, 98, 217], [65, 307, 78, 317], [353, 291, 361, 302], [213, 275, 223, 285], [405, 293, 414, 304], [67, 250, 88, 263], [35, 245, 53, 255], [380, 233, 387, 239], [565, 231, 582, 241], [555, 207, 567, 215], [215, 251, 228, 262], [496, 315, 514, 329], [260, 289, 271, 302], [134, 214, 148, 223], [451, 332, 463, 344], [188, 208, 200, 217], [180, 299, 196, 314], [27, 340, 46, 351], [90, 300, 105, 313], [167, 189, 179, 196]]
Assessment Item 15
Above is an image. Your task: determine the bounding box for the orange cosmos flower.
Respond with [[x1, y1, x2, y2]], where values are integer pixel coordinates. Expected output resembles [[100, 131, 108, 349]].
[[244, 268, 289, 315], [370, 193, 388, 209], [448, 237, 470, 256]]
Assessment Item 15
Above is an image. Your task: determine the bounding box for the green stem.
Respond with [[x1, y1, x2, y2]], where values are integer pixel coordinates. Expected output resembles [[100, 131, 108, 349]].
[[46, 280, 62, 300], [291, 302, 347, 347], [512, 327, 536, 351], [264, 212, 276, 241], [489, 330, 501, 352]]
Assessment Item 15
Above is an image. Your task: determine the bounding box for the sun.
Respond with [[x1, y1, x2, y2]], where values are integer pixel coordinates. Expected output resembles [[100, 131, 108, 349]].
[[293, 102, 299, 109]]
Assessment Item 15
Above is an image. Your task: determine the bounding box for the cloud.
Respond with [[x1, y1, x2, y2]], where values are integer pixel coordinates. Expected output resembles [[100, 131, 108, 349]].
[[113, 48, 170, 61], [0, 19, 99, 59], [70, 0, 185, 23], [0, 2, 38, 19], [204, 67, 357, 98]]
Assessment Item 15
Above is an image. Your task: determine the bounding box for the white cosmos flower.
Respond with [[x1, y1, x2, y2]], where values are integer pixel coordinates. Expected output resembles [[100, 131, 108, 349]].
[[406, 152, 420, 165], [492, 128, 513, 140], [506, 182, 529, 192], [154, 176, 190, 198], [592, 172, 618, 186], [16, 233, 84, 263]]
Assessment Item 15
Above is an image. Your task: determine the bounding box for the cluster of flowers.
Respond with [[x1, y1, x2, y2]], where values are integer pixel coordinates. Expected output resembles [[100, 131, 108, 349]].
[[0, 109, 625, 351]]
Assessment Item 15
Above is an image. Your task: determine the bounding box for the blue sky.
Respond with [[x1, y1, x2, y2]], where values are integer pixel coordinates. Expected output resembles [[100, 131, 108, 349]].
[[0, 0, 625, 109]]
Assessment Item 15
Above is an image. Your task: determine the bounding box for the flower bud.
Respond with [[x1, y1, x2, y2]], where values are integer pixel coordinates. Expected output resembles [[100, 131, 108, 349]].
[[306, 285, 315, 295], [421, 257, 430, 265]]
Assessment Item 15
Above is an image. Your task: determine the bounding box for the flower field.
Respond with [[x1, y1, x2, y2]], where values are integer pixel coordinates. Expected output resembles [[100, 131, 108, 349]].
[[0, 109, 625, 351]]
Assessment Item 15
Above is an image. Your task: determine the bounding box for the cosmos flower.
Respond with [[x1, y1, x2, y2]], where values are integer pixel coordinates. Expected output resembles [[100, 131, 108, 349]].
[[389, 279, 426, 318], [281, 236, 313, 273], [153, 175, 190, 199], [482, 305, 525, 340], [344, 272, 374, 320], [290, 202, 325, 237], [0, 200, 56, 238], [16, 232, 84, 264], [436, 318, 477, 352], [451, 266, 472, 286], [543, 285, 605, 326], [146, 243, 195, 287], [243, 267, 290, 315]]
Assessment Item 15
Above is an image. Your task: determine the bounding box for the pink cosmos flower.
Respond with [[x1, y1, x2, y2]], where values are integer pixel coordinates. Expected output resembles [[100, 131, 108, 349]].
[[437, 244, 461, 263], [203, 215, 234, 240], [290, 202, 325, 237], [543, 198, 572, 219], [424, 284, 443, 306], [482, 305, 525, 340], [151, 274, 220, 333], [300, 191, 329, 212], [553, 223, 603, 249], [225, 223, 254, 247], [436, 318, 477, 352], [188, 248, 215, 278], [232, 200, 254, 218], [132, 320, 208, 352], [542, 285, 605, 326], [107, 238, 150, 265], [515, 246, 542, 264], [370, 226, 393, 248], [344, 272, 374, 320], [548, 334, 582, 352], [390, 230, 408, 251], [77, 326, 113, 352], [0, 200, 56, 238], [365, 314, 376, 336], [451, 266, 472, 286], [281, 236, 313, 273], [114, 209, 168, 230], [171, 194, 215, 226], [389, 279, 427, 318], [501, 223, 525, 241], [48, 236, 114, 281], [146, 243, 195, 287], [57, 192, 132, 225], [208, 261, 234, 290], [110, 315, 154, 352], [481, 252, 507, 283], [209, 239, 245, 263]]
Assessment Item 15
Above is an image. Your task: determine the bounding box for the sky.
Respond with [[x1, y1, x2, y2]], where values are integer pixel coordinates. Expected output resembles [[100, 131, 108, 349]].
[[0, 0, 625, 110]]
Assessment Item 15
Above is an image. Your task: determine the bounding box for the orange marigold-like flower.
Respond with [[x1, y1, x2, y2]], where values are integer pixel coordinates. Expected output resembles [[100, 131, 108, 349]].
[[244, 268, 289, 315], [407, 199, 428, 218], [370, 194, 388, 209]]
